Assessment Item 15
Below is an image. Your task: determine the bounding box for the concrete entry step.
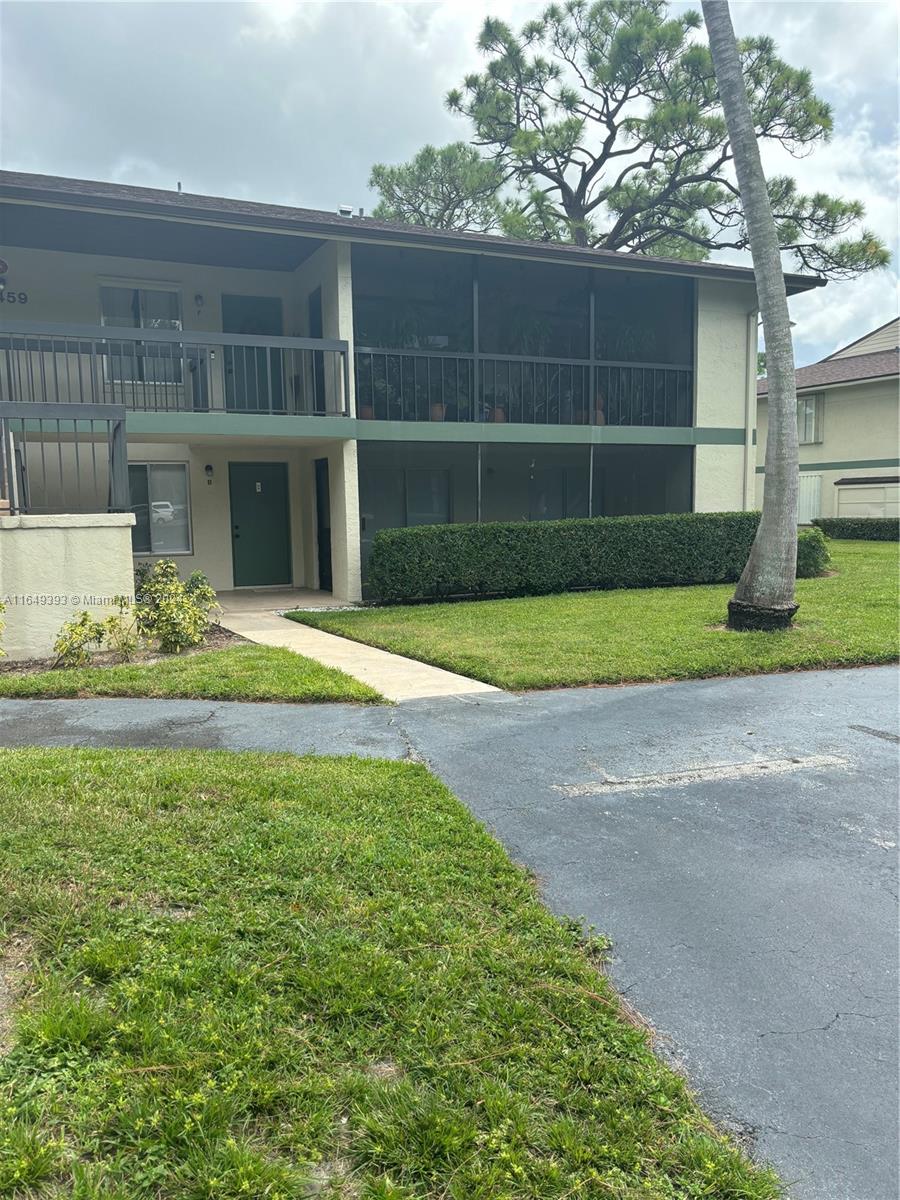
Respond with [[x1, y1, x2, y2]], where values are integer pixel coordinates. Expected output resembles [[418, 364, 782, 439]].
[[217, 588, 345, 614], [219, 608, 501, 703]]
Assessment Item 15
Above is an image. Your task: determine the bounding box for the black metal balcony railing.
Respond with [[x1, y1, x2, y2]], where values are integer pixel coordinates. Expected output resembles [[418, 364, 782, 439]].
[[355, 348, 692, 426], [0, 322, 351, 416]]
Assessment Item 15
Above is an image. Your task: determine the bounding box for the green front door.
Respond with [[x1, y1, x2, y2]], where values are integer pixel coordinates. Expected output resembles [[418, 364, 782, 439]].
[[228, 462, 291, 587]]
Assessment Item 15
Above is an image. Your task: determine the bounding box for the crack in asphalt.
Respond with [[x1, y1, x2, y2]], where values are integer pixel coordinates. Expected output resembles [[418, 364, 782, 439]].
[[758, 1011, 882, 1039], [387, 713, 428, 766], [848, 723, 900, 744], [161, 709, 219, 731]]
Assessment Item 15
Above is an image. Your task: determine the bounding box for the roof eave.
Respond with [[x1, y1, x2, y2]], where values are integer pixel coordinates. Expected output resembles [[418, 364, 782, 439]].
[[758, 370, 898, 398], [0, 176, 824, 294]]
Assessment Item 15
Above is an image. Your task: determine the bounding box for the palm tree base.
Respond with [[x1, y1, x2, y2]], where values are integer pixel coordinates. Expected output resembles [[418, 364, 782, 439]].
[[727, 599, 799, 631]]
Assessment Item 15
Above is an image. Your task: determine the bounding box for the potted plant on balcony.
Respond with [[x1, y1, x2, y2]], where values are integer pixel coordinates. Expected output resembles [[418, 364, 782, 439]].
[[490, 398, 508, 422]]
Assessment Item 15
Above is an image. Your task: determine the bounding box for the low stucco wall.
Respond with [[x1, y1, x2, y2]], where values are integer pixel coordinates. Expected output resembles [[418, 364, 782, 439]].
[[0, 513, 136, 661]]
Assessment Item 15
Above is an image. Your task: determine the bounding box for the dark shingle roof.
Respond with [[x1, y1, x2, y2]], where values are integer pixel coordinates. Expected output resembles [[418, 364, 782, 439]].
[[757, 348, 899, 396], [0, 170, 824, 294]]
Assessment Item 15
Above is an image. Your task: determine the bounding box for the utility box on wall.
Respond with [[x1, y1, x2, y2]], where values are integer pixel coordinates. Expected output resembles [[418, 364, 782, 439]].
[[0, 513, 136, 661]]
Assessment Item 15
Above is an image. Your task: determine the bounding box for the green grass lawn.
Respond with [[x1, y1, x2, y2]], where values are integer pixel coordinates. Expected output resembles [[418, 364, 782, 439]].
[[291, 540, 899, 690], [0, 748, 779, 1198], [0, 644, 381, 704]]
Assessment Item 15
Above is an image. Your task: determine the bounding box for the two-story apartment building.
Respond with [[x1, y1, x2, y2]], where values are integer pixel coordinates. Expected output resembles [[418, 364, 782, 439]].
[[756, 318, 899, 523], [0, 171, 823, 601]]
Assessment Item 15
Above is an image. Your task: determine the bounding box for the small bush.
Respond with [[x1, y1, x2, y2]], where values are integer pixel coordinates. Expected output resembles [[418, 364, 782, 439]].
[[53, 611, 106, 668], [796, 525, 830, 578], [134, 560, 218, 653], [367, 511, 828, 603], [103, 595, 141, 661], [812, 517, 899, 541]]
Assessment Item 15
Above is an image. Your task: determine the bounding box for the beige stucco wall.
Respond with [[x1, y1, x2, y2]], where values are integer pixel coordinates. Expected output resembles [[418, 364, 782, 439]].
[[693, 278, 757, 513], [0, 243, 323, 335], [122, 440, 306, 593], [695, 279, 757, 428], [694, 444, 746, 512], [756, 377, 899, 517], [0, 513, 136, 660]]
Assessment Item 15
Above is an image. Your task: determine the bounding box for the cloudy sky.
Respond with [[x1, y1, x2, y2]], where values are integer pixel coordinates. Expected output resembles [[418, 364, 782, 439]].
[[1, 0, 896, 364]]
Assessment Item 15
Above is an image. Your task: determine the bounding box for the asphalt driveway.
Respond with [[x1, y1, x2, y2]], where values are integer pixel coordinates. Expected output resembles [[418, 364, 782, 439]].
[[0, 664, 897, 1199]]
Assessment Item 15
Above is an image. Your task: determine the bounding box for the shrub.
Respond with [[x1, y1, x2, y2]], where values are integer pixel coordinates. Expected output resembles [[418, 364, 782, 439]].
[[103, 596, 141, 662], [366, 511, 828, 603], [53, 611, 106, 668], [812, 517, 899, 541], [134, 560, 218, 653], [796, 525, 830, 578]]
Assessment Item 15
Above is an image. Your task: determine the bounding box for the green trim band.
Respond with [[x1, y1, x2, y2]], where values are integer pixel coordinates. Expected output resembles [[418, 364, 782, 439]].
[[756, 457, 900, 474], [128, 412, 352, 440], [129, 412, 745, 447]]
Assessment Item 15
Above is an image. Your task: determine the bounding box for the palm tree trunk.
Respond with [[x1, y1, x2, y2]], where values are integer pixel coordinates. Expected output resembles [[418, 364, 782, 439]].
[[702, 0, 800, 631]]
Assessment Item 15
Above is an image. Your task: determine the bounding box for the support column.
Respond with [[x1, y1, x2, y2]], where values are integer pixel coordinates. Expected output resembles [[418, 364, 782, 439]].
[[476, 441, 482, 522], [329, 438, 362, 603], [334, 240, 356, 417]]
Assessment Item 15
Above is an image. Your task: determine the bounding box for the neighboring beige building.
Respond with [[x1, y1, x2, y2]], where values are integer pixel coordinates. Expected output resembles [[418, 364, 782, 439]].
[[1, 171, 824, 600], [756, 318, 899, 522]]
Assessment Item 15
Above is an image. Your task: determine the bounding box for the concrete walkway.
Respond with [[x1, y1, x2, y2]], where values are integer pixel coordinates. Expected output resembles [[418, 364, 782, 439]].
[[219, 606, 500, 703], [1, 666, 897, 1199]]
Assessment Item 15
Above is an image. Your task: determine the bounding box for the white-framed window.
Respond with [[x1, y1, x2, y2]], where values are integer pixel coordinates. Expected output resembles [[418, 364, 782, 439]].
[[797, 393, 824, 445], [129, 462, 192, 555], [100, 284, 183, 384]]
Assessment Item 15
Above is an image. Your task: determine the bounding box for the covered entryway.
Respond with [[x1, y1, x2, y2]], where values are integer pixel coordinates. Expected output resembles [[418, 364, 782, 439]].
[[228, 461, 291, 587]]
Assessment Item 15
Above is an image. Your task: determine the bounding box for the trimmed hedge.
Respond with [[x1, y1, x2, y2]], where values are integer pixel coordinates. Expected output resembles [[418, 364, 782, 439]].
[[367, 511, 830, 603], [812, 517, 899, 541]]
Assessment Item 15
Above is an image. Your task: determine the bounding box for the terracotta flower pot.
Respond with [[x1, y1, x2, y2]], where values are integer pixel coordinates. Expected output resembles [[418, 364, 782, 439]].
[[430, 401, 447, 422], [359, 403, 375, 420], [491, 406, 507, 423]]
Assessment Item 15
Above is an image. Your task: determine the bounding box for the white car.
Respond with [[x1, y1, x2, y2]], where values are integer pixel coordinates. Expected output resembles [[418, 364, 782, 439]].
[[151, 501, 175, 524]]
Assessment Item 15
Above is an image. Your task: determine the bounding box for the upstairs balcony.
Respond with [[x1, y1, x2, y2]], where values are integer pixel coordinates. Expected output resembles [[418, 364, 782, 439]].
[[354, 349, 692, 427], [0, 321, 350, 417], [351, 243, 696, 428]]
